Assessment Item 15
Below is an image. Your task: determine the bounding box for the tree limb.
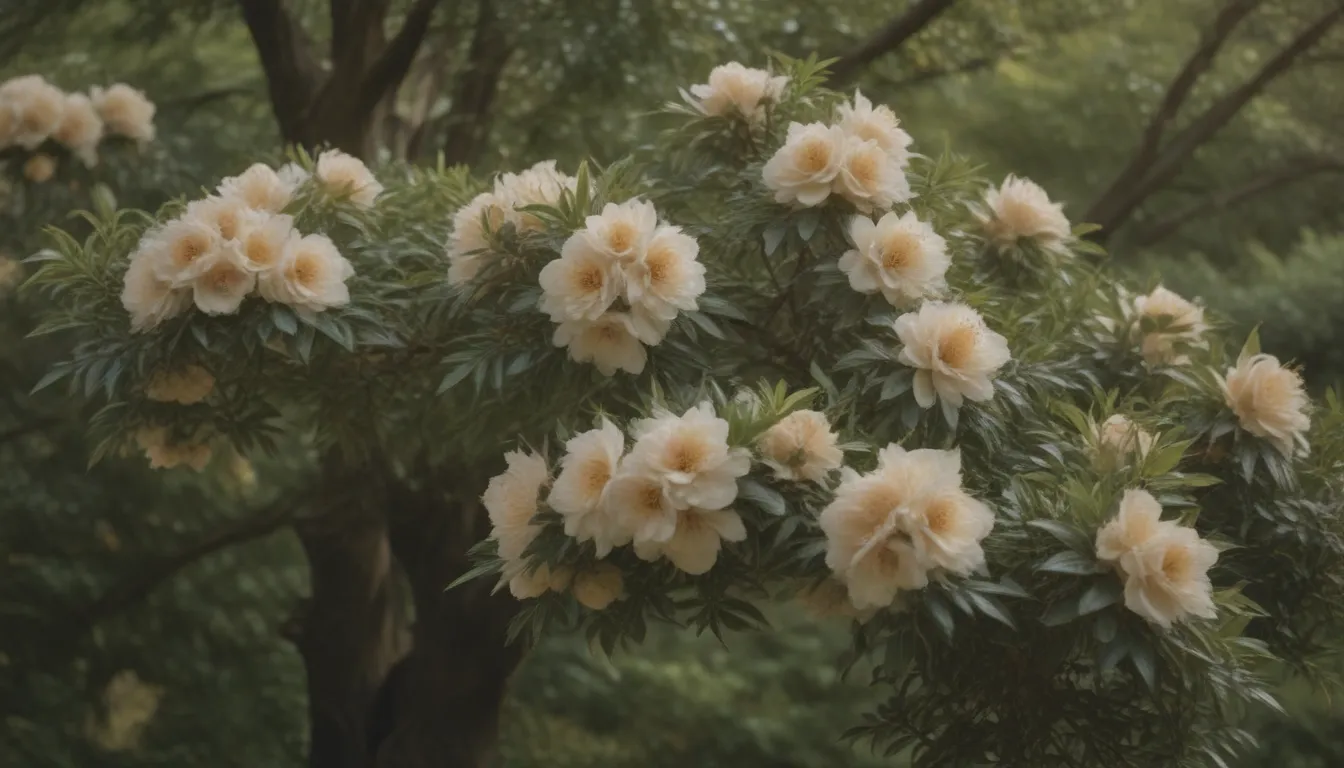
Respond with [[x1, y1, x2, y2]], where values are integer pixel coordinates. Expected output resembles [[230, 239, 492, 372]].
[[235, 0, 323, 144], [1134, 157, 1344, 247], [441, 0, 513, 166], [886, 55, 999, 89], [826, 0, 961, 85], [356, 0, 445, 119], [1088, 3, 1343, 237]]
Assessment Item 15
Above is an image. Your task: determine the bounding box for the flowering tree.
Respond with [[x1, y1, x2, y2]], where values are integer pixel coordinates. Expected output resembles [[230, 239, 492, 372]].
[[27, 57, 1344, 766]]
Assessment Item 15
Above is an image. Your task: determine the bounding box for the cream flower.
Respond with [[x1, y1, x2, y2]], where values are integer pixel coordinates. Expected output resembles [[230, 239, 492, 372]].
[[687, 62, 788, 124], [1116, 524, 1218, 628], [1134, 286, 1206, 365], [832, 136, 911, 213], [835, 90, 912, 163], [604, 465, 680, 545], [263, 234, 354, 313], [483, 449, 550, 563], [493, 160, 575, 231], [838, 211, 948, 306], [143, 217, 221, 286], [91, 83, 155, 142], [446, 191, 508, 285], [894, 301, 1011, 409], [185, 195, 251, 243], [237, 212, 297, 273], [218, 163, 299, 213], [508, 563, 573, 600], [552, 312, 647, 376], [625, 402, 752, 511], [191, 244, 255, 315], [1095, 489, 1165, 563], [1095, 414, 1155, 464], [633, 506, 747, 575], [144, 365, 215, 405], [1223, 353, 1310, 456], [52, 93, 103, 166], [576, 199, 659, 265], [548, 417, 628, 557], [1, 75, 65, 148], [315, 149, 382, 208], [762, 122, 847, 207], [906, 486, 995, 575], [975, 175, 1071, 252], [135, 426, 211, 471], [23, 153, 56, 183], [121, 254, 190, 332], [756, 409, 843, 482], [539, 234, 622, 323], [623, 225, 705, 343], [572, 563, 625, 610]]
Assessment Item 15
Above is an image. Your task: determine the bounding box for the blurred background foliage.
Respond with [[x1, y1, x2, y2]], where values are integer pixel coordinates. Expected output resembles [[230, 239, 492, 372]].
[[2, 0, 1342, 765]]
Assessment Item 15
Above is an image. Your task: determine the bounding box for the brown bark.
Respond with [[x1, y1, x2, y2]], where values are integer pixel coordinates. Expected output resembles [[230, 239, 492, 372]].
[[826, 0, 961, 85], [441, 0, 513, 167], [375, 477, 523, 768], [1085, 1, 1342, 238]]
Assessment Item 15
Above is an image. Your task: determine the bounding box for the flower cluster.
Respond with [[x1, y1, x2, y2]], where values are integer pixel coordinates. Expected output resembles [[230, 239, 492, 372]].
[[972, 175, 1072, 253], [763, 91, 912, 211], [894, 301, 1012, 411], [1095, 489, 1218, 628], [0, 75, 155, 174], [120, 154, 363, 332], [685, 62, 788, 125], [1222, 352, 1310, 456], [755, 409, 844, 482], [446, 160, 577, 284], [819, 446, 994, 610], [540, 199, 706, 376]]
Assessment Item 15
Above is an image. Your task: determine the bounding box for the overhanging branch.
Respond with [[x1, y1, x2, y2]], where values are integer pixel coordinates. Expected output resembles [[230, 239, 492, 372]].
[[235, 0, 323, 144], [356, 0, 444, 118], [826, 0, 961, 85]]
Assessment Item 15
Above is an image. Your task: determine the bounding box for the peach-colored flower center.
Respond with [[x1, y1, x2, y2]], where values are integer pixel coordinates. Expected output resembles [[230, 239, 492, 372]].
[[798, 139, 831, 174], [172, 235, 208, 268], [290, 252, 321, 287], [576, 263, 605, 292], [939, 324, 979, 368], [667, 437, 709, 473], [606, 221, 636, 253], [925, 498, 955, 535], [880, 232, 919, 271], [246, 233, 277, 267], [1162, 545, 1191, 581], [849, 151, 880, 185], [580, 457, 612, 496]]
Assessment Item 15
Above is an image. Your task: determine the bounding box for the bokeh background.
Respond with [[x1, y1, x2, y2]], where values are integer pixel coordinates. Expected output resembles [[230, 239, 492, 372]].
[[2, 1, 1343, 765]]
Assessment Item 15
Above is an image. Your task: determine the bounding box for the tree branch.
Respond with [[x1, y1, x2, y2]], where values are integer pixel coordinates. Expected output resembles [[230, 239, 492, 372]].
[[79, 495, 302, 628], [826, 0, 961, 85], [1086, 2, 1342, 236], [441, 0, 513, 166], [235, 0, 323, 144], [885, 55, 999, 89], [356, 0, 444, 119], [1133, 157, 1344, 247]]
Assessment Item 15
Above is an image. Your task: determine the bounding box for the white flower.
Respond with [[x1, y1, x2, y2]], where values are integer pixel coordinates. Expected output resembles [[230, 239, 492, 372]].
[[894, 301, 1011, 409], [141, 217, 221, 287], [756, 409, 843, 482], [625, 402, 751, 512], [315, 149, 382, 208], [623, 225, 705, 343], [218, 163, 299, 213], [835, 90, 912, 163], [1095, 489, 1166, 563], [577, 199, 659, 265], [184, 195, 251, 242], [493, 160, 575, 231], [604, 465, 680, 545], [144, 365, 215, 405], [1223, 353, 1310, 456], [23, 153, 56, 183], [263, 234, 354, 313], [191, 243, 255, 315], [1095, 414, 1155, 464], [974, 175, 1071, 252], [135, 426, 211, 471], [1132, 285, 1205, 365], [633, 506, 747, 575], [446, 191, 508, 285], [832, 135, 911, 212], [539, 234, 623, 323], [121, 254, 189, 332], [1, 75, 65, 149], [762, 122, 847, 207], [552, 312, 647, 376], [237, 212, 297, 274], [838, 211, 948, 306], [52, 93, 103, 166], [572, 563, 625, 610], [548, 418, 628, 557], [91, 83, 155, 142], [483, 449, 550, 564], [687, 62, 788, 124], [905, 485, 995, 576]]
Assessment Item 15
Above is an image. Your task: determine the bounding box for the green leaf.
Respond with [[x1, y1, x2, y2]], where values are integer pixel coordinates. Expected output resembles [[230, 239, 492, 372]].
[[924, 593, 955, 641], [1040, 596, 1080, 627], [796, 209, 821, 241], [879, 371, 912, 401], [965, 591, 1017, 630], [1238, 325, 1261, 364], [30, 366, 72, 394], [1130, 641, 1158, 691], [763, 222, 787, 256], [809, 361, 838, 403], [1026, 519, 1093, 553], [1036, 550, 1105, 576], [1076, 579, 1122, 616], [272, 306, 299, 335], [737, 477, 788, 517]]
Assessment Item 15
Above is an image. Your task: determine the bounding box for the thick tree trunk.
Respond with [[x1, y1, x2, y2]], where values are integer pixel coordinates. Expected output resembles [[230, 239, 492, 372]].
[[376, 481, 522, 768]]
